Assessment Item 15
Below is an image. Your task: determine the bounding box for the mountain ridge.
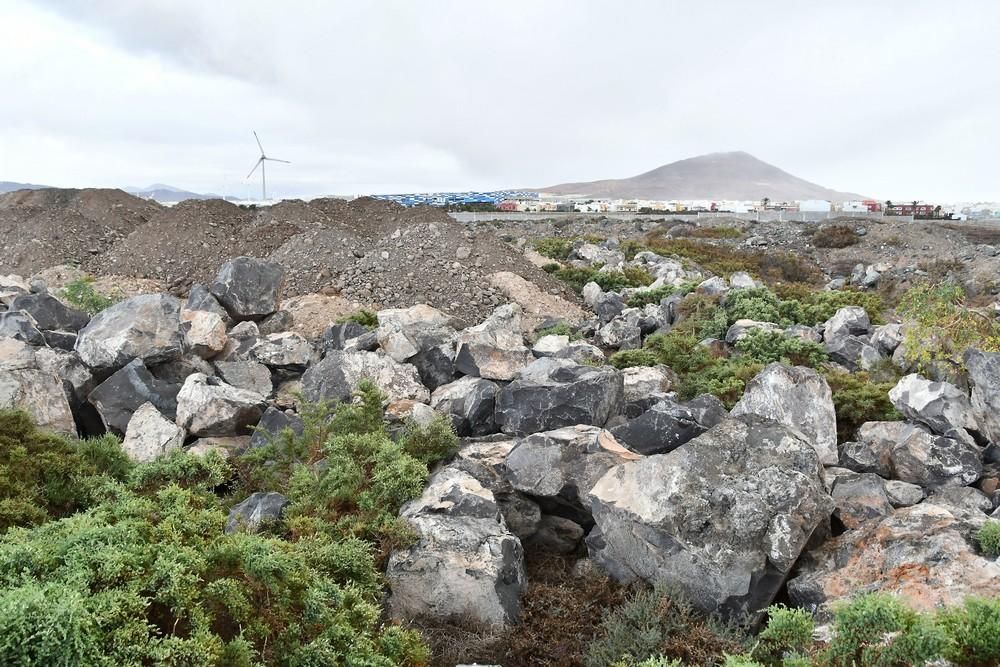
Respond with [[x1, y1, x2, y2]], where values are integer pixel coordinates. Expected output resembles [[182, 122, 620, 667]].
[[539, 151, 867, 202]]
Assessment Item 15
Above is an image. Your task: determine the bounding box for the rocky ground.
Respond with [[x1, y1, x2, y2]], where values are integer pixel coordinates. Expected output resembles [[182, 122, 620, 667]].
[[1, 191, 1000, 665]]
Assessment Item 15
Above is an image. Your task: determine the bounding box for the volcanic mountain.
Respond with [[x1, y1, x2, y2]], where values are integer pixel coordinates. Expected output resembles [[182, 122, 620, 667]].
[[539, 151, 866, 201]]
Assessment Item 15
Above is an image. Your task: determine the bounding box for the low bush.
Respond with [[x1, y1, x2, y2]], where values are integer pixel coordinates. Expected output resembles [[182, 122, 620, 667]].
[[734, 330, 827, 368], [677, 357, 765, 408], [625, 281, 697, 308], [936, 596, 1000, 665], [536, 321, 583, 340], [551, 266, 652, 294], [337, 309, 379, 328], [822, 370, 901, 442], [608, 348, 661, 369], [824, 593, 948, 667], [533, 237, 576, 260], [896, 281, 1000, 369], [724, 288, 784, 325], [60, 277, 117, 314], [810, 225, 859, 249], [688, 226, 744, 240], [977, 520, 1000, 557], [749, 604, 814, 665]]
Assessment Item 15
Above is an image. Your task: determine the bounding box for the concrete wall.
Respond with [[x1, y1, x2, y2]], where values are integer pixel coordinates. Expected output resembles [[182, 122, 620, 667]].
[[449, 210, 908, 224]]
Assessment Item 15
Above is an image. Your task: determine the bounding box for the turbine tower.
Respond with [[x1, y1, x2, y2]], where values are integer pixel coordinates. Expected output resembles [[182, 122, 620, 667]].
[[246, 131, 290, 201]]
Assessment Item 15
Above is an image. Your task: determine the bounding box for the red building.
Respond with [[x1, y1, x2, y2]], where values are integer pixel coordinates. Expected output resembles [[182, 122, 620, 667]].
[[863, 200, 882, 212], [886, 203, 934, 216], [497, 200, 518, 211]]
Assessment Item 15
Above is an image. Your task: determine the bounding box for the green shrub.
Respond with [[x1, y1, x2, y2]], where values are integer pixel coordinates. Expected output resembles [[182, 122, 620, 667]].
[[822, 370, 901, 442], [794, 290, 884, 326], [937, 596, 1000, 665], [625, 281, 697, 308], [678, 357, 765, 408], [542, 262, 561, 273], [552, 266, 651, 294], [398, 415, 459, 466], [60, 277, 117, 314], [751, 604, 814, 664], [724, 288, 783, 325], [337, 309, 379, 328], [977, 520, 1000, 557], [810, 225, 859, 249], [585, 585, 745, 667], [689, 226, 744, 240], [897, 281, 1000, 369], [0, 410, 129, 532], [534, 237, 576, 260], [608, 349, 661, 369], [826, 593, 947, 667], [734, 330, 827, 368], [536, 321, 583, 340], [643, 332, 714, 375]]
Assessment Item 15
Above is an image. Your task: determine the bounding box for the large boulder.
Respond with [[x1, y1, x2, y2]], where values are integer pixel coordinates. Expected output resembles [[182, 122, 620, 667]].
[[505, 425, 640, 524], [823, 306, 871, 340], [33, 347, 95, 404], [430, 376, 499, 436], [376, 304, 457, 362], [120, 402, 185, 463], [180, 309, 228, 359], [495, 358, 624, 436], [214, 360, 273, 397], [888, 374, 979, 444], [210, 257, 284, 321], [827, 469, 894, 530], [0, 368, 76, 435], [175, 373, 265, 437], [788, 503, 1000, 613], [185, 284, 232, 324], [87, 359, 181, 435], [225, 492, 289, 533], [301, 350, 430, 404], [386, 466, 526, 626], [587, 416, 833, 618], [75, 294, 184, 371], [9, 293, 89, 332], [965, 349, 1000, 445], [889, 423, 982, 490], [249, 332, 317, 371], [824, 335, 880, 371], [731, 363, 838, 465], [454, 304, 532, 381], [611, 394, 727, 456]]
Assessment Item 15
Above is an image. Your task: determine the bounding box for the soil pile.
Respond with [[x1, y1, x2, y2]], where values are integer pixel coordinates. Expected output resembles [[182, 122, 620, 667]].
[[0, 188, 160, 275]]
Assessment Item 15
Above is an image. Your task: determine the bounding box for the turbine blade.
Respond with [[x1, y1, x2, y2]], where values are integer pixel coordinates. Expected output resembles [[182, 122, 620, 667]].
[[246, 157, 263, 179], [253, 130, 264, 155], [265, 157, 291, 164]]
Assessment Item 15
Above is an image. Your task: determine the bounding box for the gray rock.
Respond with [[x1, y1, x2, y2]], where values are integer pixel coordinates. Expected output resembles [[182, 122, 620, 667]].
[[925, 486, 993, 516], [301, 350, 429, 404], [214, 360, 273, 397], [696, 276, 729, 296], [731, 363, 838, 465], [322, 321, 371, 353], [828, 470, 894, 530], [41, 329, 77, 351], [149, 355, 215, 385], [210, 257, 284, 321], [249, 332, 316, 371], [595, 317, 642, 350], [75, 294, 184, 371], [88, 359, 181, 435], [611, 395, 726, 456], [181, 309, 228, 359], [258, 310, 293, 336], [730, 272, 757, 289], [0, 368, 76, 435], [495, 358, 624, 436], [965, 349, 1000, 445], [823, 306, 871, 340], [387, 466, 526, 626], [216, 321, 260, 362], [505, 425, 640, 524], [185, 284, 232, 324], [889, 423, 982, 490], [175, 373, 265, 437], [375, 304, 457, 363], [531, 334, 569, 358], [788, 504, 1000, 612], [248, 406, 305, 450], [0, 337, 37, 370], [33, 347, 95, 404], [525, 515, 585, 553], [454, 304, 532, 381], [9, 293, 89, 332], [824, 335, 878, 371], [870, 323, 903, 356], [0, 311, 45, 345], [883, 480, 925, 507], [889, 374, 979, 444], [121, 402, 185, 463], [588, 416, 832, 619], [552, 340, 605, 365], [430, 376, 499, 436], [409, 343, 458, 391], [225, 492, 289, 533], [593, 291, 627, 324]]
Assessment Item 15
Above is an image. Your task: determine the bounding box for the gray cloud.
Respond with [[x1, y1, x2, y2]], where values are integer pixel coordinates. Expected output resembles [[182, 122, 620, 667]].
[[3, 0, 999, 200]]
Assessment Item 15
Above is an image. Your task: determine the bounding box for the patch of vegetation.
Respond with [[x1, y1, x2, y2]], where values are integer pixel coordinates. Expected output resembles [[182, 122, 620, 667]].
[[542, 262, 562, 273], [734, 330, 827, 367], [936, 596, 1000, 665], [688, 226, 744, 240], [585, 585, 746, 667], [896, 282, 1000, 370], [534, 237, 576, 260], [608, 348, 661, 369], [625, 281, 698, 308], [725, 288, 784, 325], [337, 309, 379, 328], [551, 265, 653, 294], [977, 520, 1000, 557], [748, 604, 814, 665], [822, 369, 901, 442], [810, 225, 859, 249], [678, 357, 765, 408], [0, 382, 452, 665], [917, 258, 964, 282], [536, 321, 583, 341], [60, 277, 117, 314]]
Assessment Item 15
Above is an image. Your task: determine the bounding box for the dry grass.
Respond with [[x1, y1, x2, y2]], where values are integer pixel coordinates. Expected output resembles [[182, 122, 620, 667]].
[[418, 553, 631, 667], [810, 224, 859, 248], [942, 223, 1000, 245]]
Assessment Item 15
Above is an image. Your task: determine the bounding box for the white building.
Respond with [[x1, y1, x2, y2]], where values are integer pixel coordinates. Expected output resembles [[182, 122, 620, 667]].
[[799, 199, 832, 213], [840, 201, 868, 213]]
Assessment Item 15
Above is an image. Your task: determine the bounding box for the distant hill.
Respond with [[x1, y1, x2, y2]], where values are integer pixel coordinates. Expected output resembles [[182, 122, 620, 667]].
[[124, 184, 221, 203], [539, 151, 866, 202], [0, 181, 51, 194]]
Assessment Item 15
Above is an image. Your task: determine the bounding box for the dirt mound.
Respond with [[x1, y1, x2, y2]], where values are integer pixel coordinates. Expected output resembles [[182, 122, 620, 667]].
[[94, 198, 304, 284], [0, 188, 160, 275]]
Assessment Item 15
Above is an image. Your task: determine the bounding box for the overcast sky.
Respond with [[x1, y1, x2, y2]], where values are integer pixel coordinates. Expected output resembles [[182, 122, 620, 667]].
[[2, 1, 998, 201]]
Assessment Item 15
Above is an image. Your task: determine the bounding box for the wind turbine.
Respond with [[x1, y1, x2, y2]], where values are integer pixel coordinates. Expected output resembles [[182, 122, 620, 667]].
[[246, 131, 290, 201]]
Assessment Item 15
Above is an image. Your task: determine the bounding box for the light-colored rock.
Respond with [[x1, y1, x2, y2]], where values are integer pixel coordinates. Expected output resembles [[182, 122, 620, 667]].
[[181, 308, 228, 359], [249, 332, 317, 369], [823, 306, 871, 340], [301, 350, 430, 404], [621, 365, 676, 404], [75, 293, 184, 371], [455, 304, 532, 381], [883, 480, 925, 507], [225, 492, 289, 533], [376, 304, 457, 363], [489, 271, 586, 334], [725, 319, 782, 344], [175, 373, 265, 437], [531, 334, 569, 358], [731, 363, 838, 465], [280, 293, 355, 339], [0, 368, 76, 436], [889, 374, 979, 444], [121, 402, 185, 463], [965, 349, 1000, 445]]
